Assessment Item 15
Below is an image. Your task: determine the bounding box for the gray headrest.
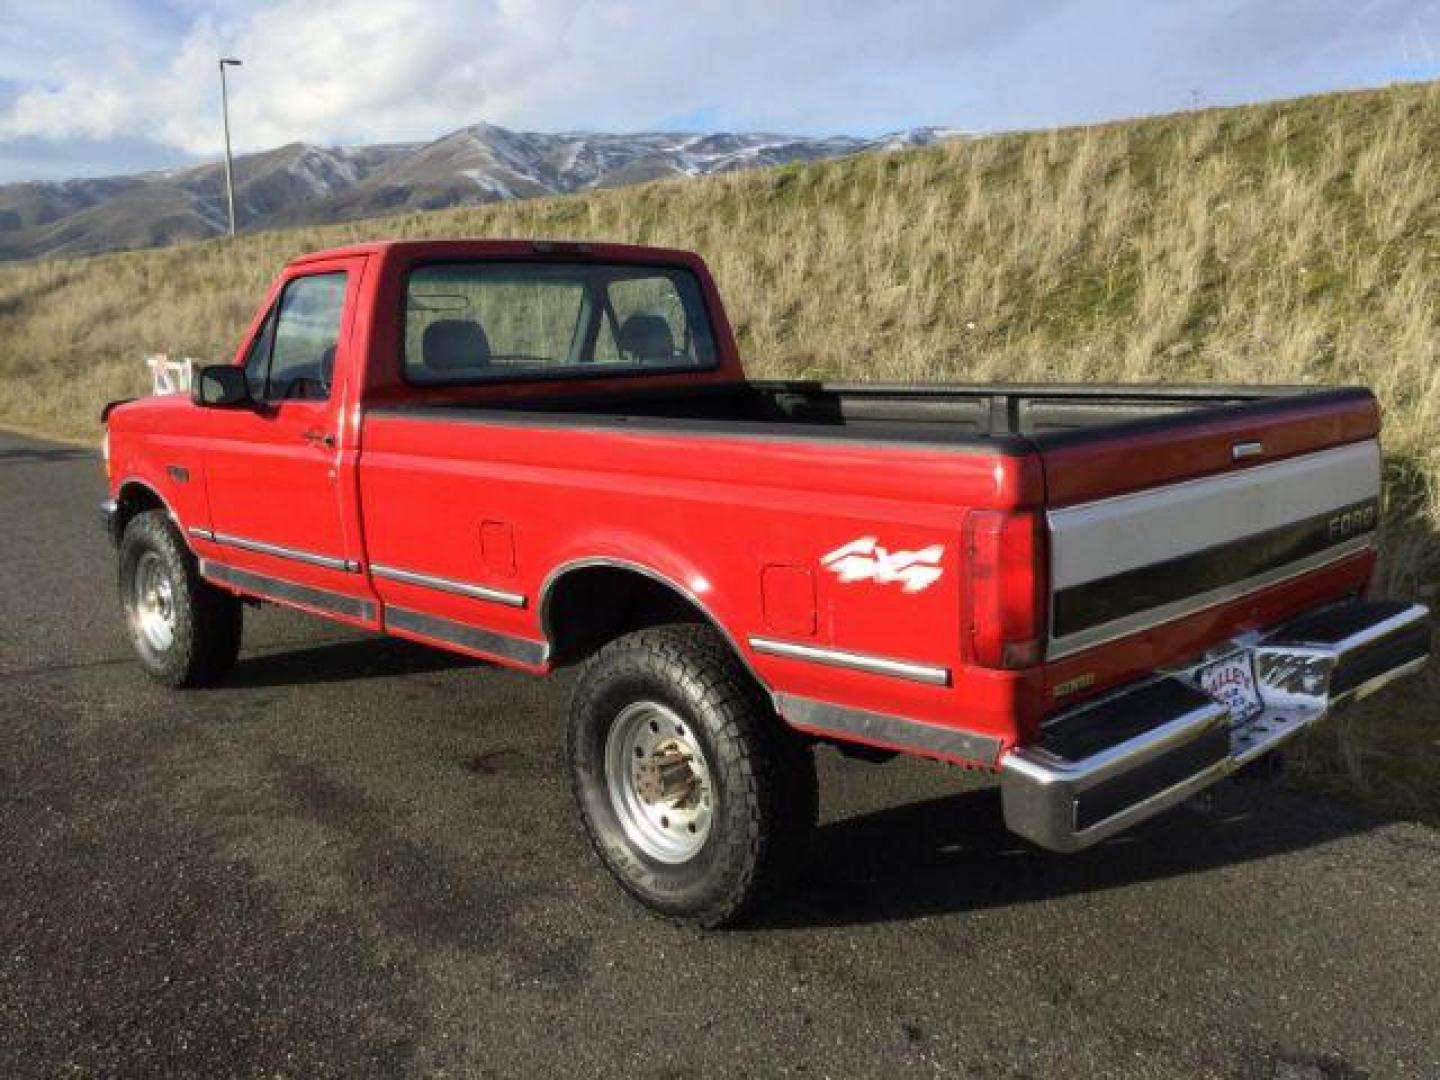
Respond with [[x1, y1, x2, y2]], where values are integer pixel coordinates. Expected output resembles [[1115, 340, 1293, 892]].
[[423, 319, 491, 370], [617, 314, 674, 363]]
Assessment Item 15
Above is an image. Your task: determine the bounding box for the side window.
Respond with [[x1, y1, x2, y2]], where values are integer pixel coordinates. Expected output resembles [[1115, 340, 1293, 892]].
[[264, 272, 347, 401], [242, 306, 277, 400]]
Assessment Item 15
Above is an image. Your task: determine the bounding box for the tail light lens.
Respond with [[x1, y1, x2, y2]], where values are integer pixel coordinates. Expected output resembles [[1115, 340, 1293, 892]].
[[964, 509, 1047, 669]]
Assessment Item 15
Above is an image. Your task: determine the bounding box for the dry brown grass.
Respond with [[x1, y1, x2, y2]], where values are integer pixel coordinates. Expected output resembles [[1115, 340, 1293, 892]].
[[2, 80, 1436, 819]]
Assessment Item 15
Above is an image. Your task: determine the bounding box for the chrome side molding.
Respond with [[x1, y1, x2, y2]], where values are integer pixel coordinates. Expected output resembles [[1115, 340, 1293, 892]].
[[210, 531, 361, 573], [748, 637, 950, 687], [369, 562, 526, 608]]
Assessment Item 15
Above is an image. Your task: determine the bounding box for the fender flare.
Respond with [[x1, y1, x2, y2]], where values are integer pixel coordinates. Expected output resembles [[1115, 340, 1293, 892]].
[[537, 556, 772, 695]]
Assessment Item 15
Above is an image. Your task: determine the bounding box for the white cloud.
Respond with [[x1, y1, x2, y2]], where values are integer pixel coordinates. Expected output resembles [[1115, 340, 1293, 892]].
[[0, 0, 1437, 180]]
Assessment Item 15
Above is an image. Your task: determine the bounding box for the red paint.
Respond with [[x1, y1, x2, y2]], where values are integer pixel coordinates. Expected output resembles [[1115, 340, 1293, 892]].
[[104, 240, 1384, 766]]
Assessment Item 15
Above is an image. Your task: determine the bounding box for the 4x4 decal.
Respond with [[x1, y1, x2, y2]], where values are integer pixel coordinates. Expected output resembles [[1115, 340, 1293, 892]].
[[820, 537, 944, 593]]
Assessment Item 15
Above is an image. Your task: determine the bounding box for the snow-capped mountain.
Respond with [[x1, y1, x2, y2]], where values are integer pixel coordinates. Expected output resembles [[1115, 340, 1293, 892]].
[[0, 123, 964, 261]]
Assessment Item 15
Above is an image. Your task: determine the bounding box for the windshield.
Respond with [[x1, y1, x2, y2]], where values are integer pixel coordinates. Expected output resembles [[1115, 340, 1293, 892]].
[[402, 261, 719, 384]]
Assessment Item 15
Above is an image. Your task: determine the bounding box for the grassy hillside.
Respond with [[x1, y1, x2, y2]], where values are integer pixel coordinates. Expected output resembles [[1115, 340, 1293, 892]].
[[2, 81, 1436, 819]]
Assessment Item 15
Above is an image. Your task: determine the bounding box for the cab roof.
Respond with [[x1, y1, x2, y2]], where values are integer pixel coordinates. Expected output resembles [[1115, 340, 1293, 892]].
[[287, 238, 702, 268]]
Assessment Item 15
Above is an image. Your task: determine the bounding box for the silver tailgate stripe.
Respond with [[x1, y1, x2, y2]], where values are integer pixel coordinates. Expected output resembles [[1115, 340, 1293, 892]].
[[1048, 439, 1380, 591], [369, 563, 526, 608], [1047, 439, 1382, 659], [748, 637, 950, 686], [1048, 535, 1374, 658]]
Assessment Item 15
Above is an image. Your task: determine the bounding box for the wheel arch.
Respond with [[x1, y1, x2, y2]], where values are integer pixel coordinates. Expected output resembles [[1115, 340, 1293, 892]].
[[112, 477, 179, 543], [538, 558, 769, 691]]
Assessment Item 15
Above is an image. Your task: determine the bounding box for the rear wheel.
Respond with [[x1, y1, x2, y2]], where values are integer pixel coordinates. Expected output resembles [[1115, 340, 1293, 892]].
[[568, 624, 817, 928], [119, 510, 242, 687]]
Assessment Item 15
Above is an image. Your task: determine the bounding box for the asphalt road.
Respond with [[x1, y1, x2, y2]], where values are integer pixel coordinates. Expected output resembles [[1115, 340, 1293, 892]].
[[1, 426, 1438, 1080]]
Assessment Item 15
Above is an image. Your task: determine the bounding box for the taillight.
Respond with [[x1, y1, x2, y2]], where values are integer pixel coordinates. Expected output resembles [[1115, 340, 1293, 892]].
[[964, 509, 1047, 669]]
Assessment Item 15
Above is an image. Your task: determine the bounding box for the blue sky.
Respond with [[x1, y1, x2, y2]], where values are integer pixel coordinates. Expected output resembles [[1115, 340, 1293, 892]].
[[1, 0, 1437, 183]]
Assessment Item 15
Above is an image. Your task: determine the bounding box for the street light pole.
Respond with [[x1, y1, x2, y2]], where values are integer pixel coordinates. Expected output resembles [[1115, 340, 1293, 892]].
[[219, 57, 242, 238]]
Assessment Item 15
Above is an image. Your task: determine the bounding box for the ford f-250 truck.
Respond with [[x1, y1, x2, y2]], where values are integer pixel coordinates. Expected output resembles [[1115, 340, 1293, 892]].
[[101, 239, 1430, 926]]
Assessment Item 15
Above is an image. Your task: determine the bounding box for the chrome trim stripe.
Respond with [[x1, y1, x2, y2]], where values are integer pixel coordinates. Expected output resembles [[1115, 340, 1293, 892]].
[[187, 526, 216, 542], [201, 560, 375, 621], [748, 637, 950, 686], [777, 694, 1000, 764], [1046, 535, 1374, 660], [385, 606, 547, 666], [369, 563, 526, 608], [211, 531, 359, 573], [1048, 439, 1380, 591]]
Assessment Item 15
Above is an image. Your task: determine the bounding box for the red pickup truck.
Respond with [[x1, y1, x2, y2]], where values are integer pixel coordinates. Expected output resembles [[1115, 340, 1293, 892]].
[[101, 239, 1430, 926]]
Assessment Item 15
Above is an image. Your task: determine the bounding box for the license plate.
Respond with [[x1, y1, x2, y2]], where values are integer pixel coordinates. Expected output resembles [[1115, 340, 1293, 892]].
[[1195, 652, 1264, 723]]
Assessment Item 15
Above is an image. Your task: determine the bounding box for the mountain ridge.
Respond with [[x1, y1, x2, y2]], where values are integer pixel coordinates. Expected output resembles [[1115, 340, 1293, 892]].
[[0, 123, 962, 262]]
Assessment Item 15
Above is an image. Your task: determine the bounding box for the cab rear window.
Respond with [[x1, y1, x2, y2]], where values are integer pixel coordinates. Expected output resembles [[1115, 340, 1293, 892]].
[[402, 262, 719, 384]]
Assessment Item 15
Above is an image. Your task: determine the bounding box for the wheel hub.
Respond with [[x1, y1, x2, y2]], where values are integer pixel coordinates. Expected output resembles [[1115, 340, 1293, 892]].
[[604, 702, 714, 863], [633, 743, 701, 806], [132, 551, 177, 652]]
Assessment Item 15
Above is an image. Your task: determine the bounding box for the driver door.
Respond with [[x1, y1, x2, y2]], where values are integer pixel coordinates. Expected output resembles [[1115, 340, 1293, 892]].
[[200, 258, 370, 618]]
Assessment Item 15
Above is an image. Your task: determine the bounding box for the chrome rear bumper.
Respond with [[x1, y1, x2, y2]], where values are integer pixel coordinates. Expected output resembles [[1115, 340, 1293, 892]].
[[1001, 599, 1430, 852]]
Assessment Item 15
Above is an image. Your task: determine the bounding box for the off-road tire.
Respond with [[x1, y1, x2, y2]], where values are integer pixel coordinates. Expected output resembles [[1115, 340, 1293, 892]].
[[118, 510, 242, 687], [568, 623, 817, 928]]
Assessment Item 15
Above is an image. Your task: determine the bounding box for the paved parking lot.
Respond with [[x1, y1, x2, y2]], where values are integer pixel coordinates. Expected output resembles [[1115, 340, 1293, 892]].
[[2, 428, 1438, 1078]]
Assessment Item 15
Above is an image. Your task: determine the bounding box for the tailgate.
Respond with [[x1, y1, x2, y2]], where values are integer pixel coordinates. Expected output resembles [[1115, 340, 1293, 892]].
[[1036, 389, 1381, 659]]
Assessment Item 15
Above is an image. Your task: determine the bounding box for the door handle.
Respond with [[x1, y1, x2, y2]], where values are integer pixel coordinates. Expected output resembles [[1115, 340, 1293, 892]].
[[302, 429, 337, 448]]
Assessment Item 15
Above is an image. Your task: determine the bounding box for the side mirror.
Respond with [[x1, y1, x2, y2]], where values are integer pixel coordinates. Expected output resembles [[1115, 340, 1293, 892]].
[[192, 365, 251, 408]]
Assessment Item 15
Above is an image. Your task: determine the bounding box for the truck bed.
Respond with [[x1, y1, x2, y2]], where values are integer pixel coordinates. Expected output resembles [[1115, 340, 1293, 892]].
[[401, 380, 1366, 449]]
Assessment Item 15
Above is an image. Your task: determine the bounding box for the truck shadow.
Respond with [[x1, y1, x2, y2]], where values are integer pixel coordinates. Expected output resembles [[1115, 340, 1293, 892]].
[[761, 779, 1385, 930], [226, 636, 486, 689]]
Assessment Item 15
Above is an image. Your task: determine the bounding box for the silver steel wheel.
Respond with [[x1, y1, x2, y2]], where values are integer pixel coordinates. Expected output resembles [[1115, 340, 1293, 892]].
[[603, 701, 714, 864], [131, 550, 177, 652]]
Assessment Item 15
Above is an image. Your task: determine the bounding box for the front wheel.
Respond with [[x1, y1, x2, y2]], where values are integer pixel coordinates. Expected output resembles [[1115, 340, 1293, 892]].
[[118, 510, 243, 687], [568, 624, 817, 928]]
